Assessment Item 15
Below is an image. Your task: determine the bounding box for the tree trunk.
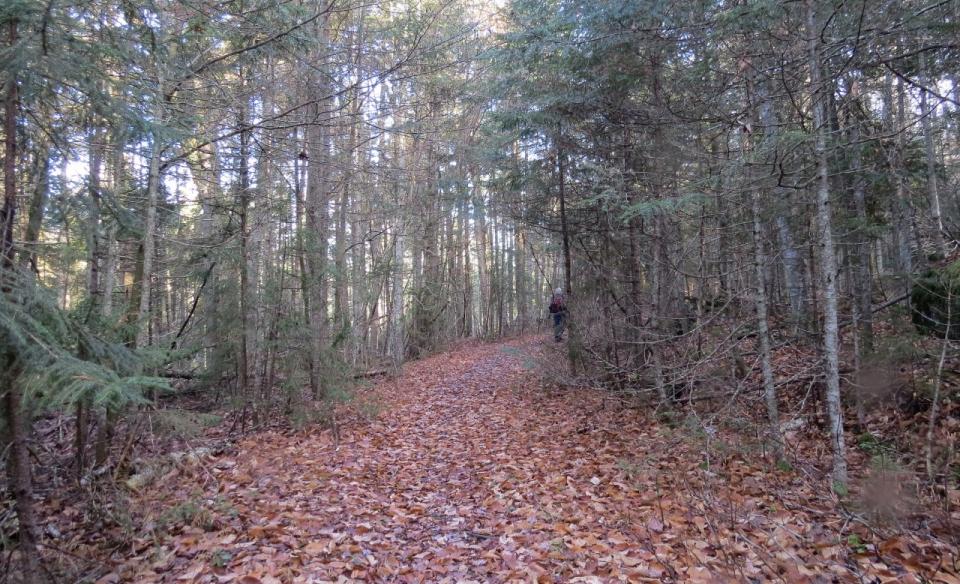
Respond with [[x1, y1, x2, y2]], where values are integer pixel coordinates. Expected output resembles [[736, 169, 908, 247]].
[[748, 71, 784, 458], [388, 217, 406, 366], [76, 124, 106, 477], [756, 77, 805, 326], [919, 51, 946, 256], [334, 118, 353, 338], [21, 140, 49, 273], [461, 194, 473, 337], [305, 99, 330, 397], [886, 74, 914, 288], [807, 0, 847, 486], [1, 18, 41, 581], [847, 81, 873, 354], [751, 167, 783, 459], [515, 219, 526, 332], [474, 180, 489, 337], [87, 124, 106, 314], [237, 98, 253, 408], [136, 121, 162, 349], [556, 127, 577, 375]]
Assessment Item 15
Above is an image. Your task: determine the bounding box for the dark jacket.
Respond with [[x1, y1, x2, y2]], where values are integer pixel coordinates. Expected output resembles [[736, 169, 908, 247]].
[[548, 294, 566, 314]]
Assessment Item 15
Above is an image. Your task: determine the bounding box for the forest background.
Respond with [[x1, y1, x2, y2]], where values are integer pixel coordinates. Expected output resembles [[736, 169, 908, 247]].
[[0, 0, 958, 579]]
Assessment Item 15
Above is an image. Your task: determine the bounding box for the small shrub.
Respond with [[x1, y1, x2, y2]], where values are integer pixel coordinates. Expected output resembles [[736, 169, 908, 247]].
[[356, 393, 386, 420], [211, 549, 233, 568], [157, 498, 216, 532], [656, 409, 680, 428], [912, 260, 960, 339], [857, 432, 894, 457], [775, 459, 793, 473], [846, 533, 868, 553], [151, 409, 222, 438], [832, 481, 849, 497]]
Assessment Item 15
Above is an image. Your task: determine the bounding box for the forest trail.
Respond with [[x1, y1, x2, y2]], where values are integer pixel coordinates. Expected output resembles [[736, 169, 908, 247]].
[[112, 338, 956, 583]]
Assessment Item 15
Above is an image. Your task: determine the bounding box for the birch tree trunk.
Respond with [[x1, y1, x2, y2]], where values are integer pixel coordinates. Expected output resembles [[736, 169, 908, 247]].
[[136, 111, 163, 349], [748, 72, 784, 458], [807, 0, 847, 486], [751, 171, 783, 459]]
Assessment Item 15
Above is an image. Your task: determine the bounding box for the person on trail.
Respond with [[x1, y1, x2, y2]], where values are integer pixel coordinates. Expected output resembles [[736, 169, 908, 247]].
[[548, 288, 567, 342]]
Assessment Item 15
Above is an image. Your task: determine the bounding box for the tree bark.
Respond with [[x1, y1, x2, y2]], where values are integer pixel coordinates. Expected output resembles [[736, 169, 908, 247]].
[[748, 70, 784, 458], [388, 213, 406, 366], [237, 96, 253, 407], [752, 185, 783, 456], [756, 77, 805, 327], [305, 85, 331, 397], [86, 124, 106, 314], [846, 80, 873, 354], [474, 178, 489, 337], [919, 51, 946, 256], [136, 117, 162, 349], [807, 0, 847, 486], [21, 139, 49, 273], [461, 193, 473, 337], [885, 73, 914, 287], [556, 126, 577, 375], [1, 17, 41, 582]]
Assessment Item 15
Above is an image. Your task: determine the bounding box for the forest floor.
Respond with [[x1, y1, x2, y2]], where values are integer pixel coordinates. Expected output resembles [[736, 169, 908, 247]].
[[62, 337, 958, 583]]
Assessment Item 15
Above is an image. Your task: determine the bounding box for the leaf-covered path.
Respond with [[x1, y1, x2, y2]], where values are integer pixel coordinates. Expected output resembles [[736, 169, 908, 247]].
[[115, 338, 956, 583]]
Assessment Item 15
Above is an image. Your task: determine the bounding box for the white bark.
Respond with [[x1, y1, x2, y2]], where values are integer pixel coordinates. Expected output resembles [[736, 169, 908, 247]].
[[925, 287, 951, 481], [136, 123, 162, 349], [919, 51, 947, 255], [752, 191, 783, 455], [807, 0, 847, 486], [102, 223, 116, 319]]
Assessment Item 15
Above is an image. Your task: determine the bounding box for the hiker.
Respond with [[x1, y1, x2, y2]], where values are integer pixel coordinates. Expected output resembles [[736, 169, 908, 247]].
[[548, 288, 567, 342]]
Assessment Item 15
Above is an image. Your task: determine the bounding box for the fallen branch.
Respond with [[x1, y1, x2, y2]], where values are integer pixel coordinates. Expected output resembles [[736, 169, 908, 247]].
[[839, 292, 910, 329], [354, 368, 389, 379], [162, 370, 199, 379], [170, 260, 216, 351]]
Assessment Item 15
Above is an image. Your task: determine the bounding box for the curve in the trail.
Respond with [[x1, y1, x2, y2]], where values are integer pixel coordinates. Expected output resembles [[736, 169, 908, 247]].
[[117, 338, 955, 583]]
